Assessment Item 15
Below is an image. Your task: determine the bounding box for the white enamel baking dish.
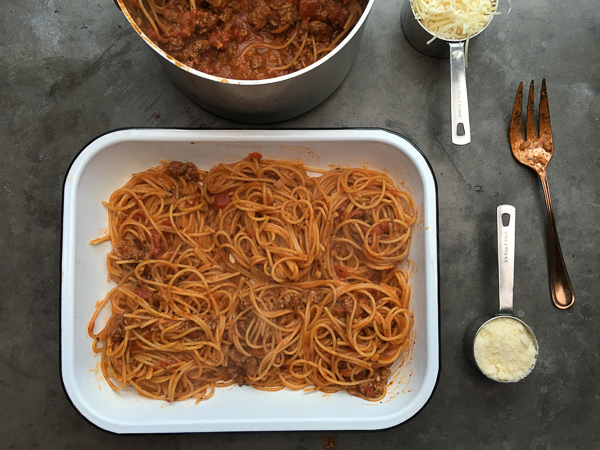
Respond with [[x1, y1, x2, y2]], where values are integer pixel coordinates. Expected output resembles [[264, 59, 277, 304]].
[[61, 128, 439, 433]]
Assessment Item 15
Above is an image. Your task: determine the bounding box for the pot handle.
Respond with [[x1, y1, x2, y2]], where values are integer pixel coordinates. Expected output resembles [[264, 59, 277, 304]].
[[449, 42, 471, 145]]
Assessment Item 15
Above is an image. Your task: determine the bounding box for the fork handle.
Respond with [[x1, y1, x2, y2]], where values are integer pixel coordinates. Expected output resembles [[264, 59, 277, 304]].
[[539, 171, 575, 309]]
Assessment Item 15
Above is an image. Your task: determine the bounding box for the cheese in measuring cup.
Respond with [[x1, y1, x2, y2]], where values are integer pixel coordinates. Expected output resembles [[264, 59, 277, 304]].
[[473, 317, 537, 382], [411, 0, 500, 41]]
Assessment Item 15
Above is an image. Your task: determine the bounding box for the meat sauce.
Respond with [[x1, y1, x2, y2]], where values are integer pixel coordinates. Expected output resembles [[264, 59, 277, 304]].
[[123, 0, 367, 80]]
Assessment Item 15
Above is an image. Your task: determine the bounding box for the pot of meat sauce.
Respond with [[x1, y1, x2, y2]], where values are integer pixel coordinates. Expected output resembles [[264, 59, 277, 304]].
[[115, 0, 373, 123]]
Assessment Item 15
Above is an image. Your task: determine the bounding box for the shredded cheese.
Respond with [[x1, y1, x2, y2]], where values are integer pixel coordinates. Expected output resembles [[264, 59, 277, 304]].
[[411, 0, 499, 41]]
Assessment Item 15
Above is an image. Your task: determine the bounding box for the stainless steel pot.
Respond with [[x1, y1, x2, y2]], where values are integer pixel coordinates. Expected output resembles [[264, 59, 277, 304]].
[[115, 0, 374, 123]]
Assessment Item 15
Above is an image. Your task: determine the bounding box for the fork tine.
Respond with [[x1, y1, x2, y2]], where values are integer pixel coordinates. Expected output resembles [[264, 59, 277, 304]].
[[526, 80, 537, 140], [509, 82, 524, 146], [538, 79, 553, 147]]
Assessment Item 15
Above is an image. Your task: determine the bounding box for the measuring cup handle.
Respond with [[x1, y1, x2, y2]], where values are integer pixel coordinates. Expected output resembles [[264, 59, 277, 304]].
[[497, 205, 516, 314], [449, 42, 471, 145]]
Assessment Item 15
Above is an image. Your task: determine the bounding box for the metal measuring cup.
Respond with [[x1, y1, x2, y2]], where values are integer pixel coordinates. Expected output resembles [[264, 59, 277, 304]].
[[464, 205, 539, 382], [401, 0, 498, 145]]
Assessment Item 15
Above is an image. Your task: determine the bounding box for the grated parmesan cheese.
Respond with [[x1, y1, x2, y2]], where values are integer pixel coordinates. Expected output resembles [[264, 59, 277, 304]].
[[474, 317, 537, 382], [411, 0, 499, 41]]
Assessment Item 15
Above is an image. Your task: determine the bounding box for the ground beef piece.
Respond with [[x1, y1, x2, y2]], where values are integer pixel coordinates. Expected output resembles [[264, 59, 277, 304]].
[[227, 350, 251, 385], [248, 53, 263, 69], [109, 314, 126, 341], [277, 292, 303, 311], [219, 7, 234, 23], [191, 38, 212, 54], [244, 356, 259, 375], [247, 0, 273, 29], [228, 349, 247, 365], [195, 10, 219, 34], [234, 27, 249, 43], [162, 7, 179, 22], [184, 38, 211, 65], [299, 18, 311, 33], [343, 297, 354, 314], [308, 20, 333, 42], [278, 6, 298, 26], [166, 161, 200, 181], [204, 316, 218, 330], [166, 160, 187, 177], [115, 239, 145, 260], [168, 31, 186, 49], [237, 320, 248, 334], [358, 368, 391, 399], [227, 366, 247, 386], [227, 349, 259, 378], [225, 42, 238, 60]]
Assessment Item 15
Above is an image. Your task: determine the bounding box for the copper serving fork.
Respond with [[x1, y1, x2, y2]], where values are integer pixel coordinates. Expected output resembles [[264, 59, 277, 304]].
[[509, 79, 574, 309]]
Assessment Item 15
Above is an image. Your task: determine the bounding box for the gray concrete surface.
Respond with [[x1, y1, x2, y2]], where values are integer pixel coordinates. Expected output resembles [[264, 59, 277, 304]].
[[2, 0, 599, 448]]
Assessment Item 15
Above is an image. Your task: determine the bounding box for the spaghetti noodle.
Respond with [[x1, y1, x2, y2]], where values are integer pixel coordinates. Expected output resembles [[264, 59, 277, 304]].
[[88, 154, 417, 403], [121, 0, 368, 80]]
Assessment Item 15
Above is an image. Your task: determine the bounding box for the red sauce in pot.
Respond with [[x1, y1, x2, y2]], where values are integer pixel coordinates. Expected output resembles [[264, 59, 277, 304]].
[[123, 0, 367, 80]]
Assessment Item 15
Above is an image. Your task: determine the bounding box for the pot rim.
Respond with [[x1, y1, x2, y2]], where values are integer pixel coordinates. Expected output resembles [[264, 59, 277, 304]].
[[116, 0, 374, 86]]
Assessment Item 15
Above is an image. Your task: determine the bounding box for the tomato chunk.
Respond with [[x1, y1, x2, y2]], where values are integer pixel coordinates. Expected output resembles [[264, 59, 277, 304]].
[[213, 191, 232, 210], [327, 5, 347, 27], [248, 152, 263, 159], [134, 286, 150, 300], [372, 222, 390, 235], [209, 28, 230, 50], [334, 264, 349, 278], [299, 0, 321, 20], [148, 230, 164, 256]]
